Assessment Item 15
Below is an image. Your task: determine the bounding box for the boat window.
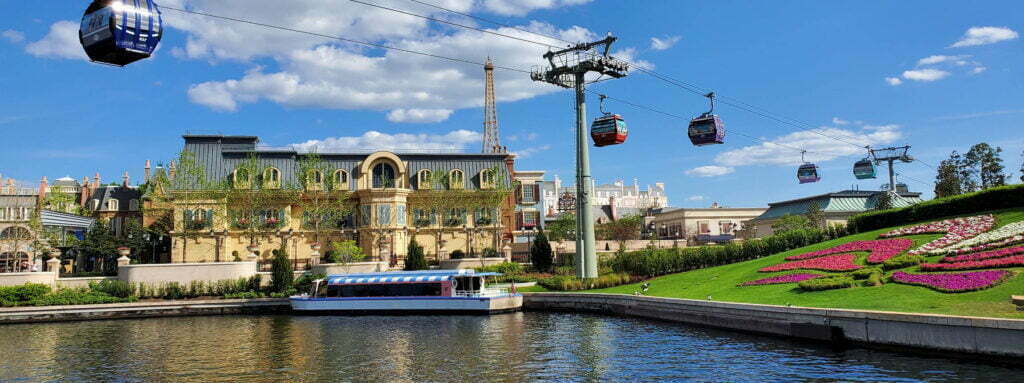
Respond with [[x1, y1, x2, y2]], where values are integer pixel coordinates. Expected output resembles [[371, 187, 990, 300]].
[[332, 283, 443, 297]]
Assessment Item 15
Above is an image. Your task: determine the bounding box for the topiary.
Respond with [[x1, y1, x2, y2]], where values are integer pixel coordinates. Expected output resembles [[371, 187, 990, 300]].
[[271, 243, 294, 293], [449, 250, 466, 259], [405, 238, 428, 271], [531, 229, 554, 272]]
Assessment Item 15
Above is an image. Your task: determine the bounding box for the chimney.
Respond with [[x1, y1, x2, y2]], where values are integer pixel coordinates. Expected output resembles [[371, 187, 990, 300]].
[[144, 160, 151, 182], [92, 173, 101, 189], [169, 160, 177, 179], [38, 176, 48, 205], [609, 195, 618, 221], [122, 171, 130, 187]]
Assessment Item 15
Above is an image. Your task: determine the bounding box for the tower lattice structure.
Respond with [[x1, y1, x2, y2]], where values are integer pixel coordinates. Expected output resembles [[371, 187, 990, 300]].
[[482, 57, 503, 153]]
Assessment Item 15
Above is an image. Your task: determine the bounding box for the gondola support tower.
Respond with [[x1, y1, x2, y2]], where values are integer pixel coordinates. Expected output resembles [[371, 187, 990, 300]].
[[531, 34, 629, 279]]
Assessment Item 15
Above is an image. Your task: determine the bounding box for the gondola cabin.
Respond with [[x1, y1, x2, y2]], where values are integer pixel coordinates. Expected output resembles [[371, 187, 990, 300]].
[[797, 163, 821, 184], [687, 114, 726, 146], [591, 114, 628, 147], [853, 158, 877, 179], [79, 0, 163, 66]]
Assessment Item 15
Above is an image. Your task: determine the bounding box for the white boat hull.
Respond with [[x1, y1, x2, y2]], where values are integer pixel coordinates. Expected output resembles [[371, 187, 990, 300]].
[[289, 294, 523, 314]]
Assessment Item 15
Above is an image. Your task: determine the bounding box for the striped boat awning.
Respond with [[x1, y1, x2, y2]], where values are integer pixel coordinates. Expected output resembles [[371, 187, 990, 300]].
[[328, 274, 453, 285]]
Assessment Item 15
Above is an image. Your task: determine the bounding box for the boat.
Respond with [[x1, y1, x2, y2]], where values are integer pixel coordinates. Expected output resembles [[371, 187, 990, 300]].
[[289, 269, 523, 314]]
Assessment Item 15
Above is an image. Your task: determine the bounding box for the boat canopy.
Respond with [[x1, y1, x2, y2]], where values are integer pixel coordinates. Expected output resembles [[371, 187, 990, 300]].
[[326, 270, 500, 285]]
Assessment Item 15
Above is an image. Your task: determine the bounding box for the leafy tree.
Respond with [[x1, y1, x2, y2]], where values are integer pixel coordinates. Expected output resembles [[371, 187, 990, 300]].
[[43, 188, 83, 215], [270, 242, 293, 293], [227, 154, 293, 252], [78, 220, 119, 274], [547, 213, 576, 242], [965, 143, 1007, 189], [949, 151, 978, 193], [328, 240, 365, 264], [771, 214, 813, 235], [874, 191, 894, 211], [530, 229, 553, 272], [296, 152, 353, 249], [600, 215, 644, 251], [804, 202, 824, 228], [934, 153, 963, 198], [404, 238, 427, 271], [166, 150, 221, 262]]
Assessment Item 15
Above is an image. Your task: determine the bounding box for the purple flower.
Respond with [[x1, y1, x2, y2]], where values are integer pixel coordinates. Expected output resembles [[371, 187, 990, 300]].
[[740, 273, 824, 286], [891, 270, 1012, 292], [786, 239, 912, 264]]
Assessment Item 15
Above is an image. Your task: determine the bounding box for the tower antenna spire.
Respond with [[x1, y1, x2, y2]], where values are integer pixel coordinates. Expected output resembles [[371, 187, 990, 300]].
[[482, 57, 503, 153]]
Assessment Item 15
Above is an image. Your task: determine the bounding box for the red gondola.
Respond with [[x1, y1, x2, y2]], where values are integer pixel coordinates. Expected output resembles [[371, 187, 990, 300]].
[[591, 95, 628, 147]]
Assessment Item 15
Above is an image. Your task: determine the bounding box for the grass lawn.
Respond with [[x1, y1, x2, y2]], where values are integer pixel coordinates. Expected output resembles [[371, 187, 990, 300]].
[[587, 209, 1024, 319]]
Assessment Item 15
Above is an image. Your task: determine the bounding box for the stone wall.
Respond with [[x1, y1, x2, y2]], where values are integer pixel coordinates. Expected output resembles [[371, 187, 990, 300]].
[[118, 262, 258, 285], [0, 271, 56, 287], [438, 258, 506, 270], [310, 262, 387, 275], [524, 293, 1024, 358]]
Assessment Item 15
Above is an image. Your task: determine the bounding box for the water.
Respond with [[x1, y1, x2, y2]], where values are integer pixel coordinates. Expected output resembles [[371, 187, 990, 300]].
[[0, 312, 1019, 382]]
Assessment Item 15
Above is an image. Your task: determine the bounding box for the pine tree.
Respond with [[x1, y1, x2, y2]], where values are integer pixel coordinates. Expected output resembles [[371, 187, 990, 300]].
[[934, 152, 963, 198], [965, 143, 1007, 190], [404, 238, 427, 271], [804, 202, 824, 228], [271, 242, 293, 293], [530, 229, 553, 272], [875, 191, 894, 211]]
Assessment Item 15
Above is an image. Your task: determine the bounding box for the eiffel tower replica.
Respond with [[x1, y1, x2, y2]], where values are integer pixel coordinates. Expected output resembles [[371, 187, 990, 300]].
[[482, 57, 505, 153]]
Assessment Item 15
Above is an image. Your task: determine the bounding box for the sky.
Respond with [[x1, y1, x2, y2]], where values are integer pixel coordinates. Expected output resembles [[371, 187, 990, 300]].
[[1, 1, 1022, 208]]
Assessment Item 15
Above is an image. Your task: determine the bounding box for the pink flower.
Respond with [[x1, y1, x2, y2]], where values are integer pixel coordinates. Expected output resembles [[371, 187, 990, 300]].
[[891, 270, 1011, 292], [761, 254, 862, 272], [786, 239, 912, 264], [920, 255, 1024, 271], [941, 245, 1024, 263], [740, 273, 824, 286]]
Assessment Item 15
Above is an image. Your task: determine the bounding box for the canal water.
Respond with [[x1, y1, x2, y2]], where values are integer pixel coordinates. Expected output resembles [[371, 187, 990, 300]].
[[0, 312, 1019, 382]]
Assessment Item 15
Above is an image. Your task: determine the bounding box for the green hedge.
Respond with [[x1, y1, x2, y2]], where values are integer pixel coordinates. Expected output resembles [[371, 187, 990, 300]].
[[849, 184, 1024, 233], [798, 276, 855, 291], [610, 227, 848, 277], [882, 255, 925, 270], [537, 273, 637, 291]]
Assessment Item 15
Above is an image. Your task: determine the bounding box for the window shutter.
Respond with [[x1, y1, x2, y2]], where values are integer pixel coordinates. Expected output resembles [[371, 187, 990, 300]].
[[430, 208, 437, 225], [205, 209, 214, 227], [533, 185, 540, 202], [515, 184, 523, 204], [184, 209, 193, 224], [277, 209, 285, 223], [516, 212, 523, 230]]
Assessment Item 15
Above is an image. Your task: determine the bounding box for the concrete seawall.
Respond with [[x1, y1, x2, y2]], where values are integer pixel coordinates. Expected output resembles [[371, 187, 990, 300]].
[[524, 293, 1024, 358], [0, 299, 290, 324]]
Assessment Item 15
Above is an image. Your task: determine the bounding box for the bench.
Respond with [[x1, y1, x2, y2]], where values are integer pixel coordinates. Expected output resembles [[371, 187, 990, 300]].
[[1013, 296, 1024, 311]]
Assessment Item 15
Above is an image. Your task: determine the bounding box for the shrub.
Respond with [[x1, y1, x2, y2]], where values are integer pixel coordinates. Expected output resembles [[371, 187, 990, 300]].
[[89, 280, 136, 298], [29, 289, 135, 306], [294, 273, 326, 295], [865, 271, 884, 287], [225, 291, 266, 299], [537, 272, 636, 291], [482, 247, 500, 258], [271, 243, 294, 293], [405, 238, 428, 271], [797, 276, 855, 291], [475, 262, 522, 275], [531, 229, 554, 272], [850, 267, 882, 280], [0, 284, 51, 305], [164, 282, 185, 300], [232, 250, 242, 262], [848, 184, 1024, 234], [450, 250, 466, 259], [882, 255, 925, 270]]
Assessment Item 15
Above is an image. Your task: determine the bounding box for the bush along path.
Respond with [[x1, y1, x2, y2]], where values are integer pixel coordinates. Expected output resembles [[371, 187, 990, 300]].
[[591, 209, 1024, 319]]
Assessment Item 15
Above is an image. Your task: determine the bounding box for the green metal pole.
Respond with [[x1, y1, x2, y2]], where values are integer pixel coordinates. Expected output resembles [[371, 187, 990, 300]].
[[575, 72, 598, 279]]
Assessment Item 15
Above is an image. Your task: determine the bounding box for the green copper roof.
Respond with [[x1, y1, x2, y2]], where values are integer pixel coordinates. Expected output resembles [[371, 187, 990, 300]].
[[755, 190, 923, 220]]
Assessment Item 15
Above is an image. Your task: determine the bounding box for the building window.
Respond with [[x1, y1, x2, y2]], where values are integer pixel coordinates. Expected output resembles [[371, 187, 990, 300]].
[[264, 168, 281, 189], [449, 169, 464, 190], [184, 209, 212, 230], [479, 169, 495, 189], [91, 199, 100, 211], [522, 184, 536, 203], [417, 169, 432, 190], [0, 226, 31, 240], [698, 221, 710, 234], [523, 211, 538, 228], [129, 199, 140, 211], [305, 169, 325, 191], [107, 199, 119, 211], [333, 170, 349, 191], [233, 168, 252, 189], [373, 163, 396, 188], [719, 221, 735, 234]]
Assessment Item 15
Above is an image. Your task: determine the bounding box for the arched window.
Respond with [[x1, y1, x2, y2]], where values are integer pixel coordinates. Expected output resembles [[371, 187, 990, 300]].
[[449, 169, 464, 190], [417, 169, 432, 190], [306, 170, 324, 191], [479, 169, 495, 189], [129, 199, 140, 211], [0, 226, 31, 240], [333, 169, 349, 191], [233, 168, 251, 189], [373, 163, 396, 188], [107, 199, 119, 211], [264, 168, 281, 189]]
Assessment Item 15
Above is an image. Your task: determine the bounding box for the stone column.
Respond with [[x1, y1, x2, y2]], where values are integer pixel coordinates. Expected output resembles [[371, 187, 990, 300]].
[[46, 257, 61, 275], [502, 244, 512, 262], [117, 256, 131, 267]]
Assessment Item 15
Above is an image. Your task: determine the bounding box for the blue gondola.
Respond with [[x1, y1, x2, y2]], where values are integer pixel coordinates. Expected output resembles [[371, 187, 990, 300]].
[[853, 158, 877, 179], [80, 0, 163, 66], [797, 151, 820, 184], [688, 92, 725, 146]]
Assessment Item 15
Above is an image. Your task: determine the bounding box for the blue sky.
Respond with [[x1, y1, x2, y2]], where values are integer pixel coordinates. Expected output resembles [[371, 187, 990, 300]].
[[1, 1, 1022, 208]]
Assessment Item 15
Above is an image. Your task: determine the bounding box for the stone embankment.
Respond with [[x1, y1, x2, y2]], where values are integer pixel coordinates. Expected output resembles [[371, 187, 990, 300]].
[[523, 293, 1024, 358], [0, 298, 289, 324]]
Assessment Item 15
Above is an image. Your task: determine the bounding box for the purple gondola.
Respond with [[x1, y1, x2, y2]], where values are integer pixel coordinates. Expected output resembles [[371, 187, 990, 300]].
[[80, 0, 163, 66], [797, 151, 821, 183], [688, 92, 725, 146]]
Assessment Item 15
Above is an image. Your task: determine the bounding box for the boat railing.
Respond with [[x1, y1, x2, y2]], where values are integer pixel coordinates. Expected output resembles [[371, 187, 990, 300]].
[[455, 288, 510, 298]]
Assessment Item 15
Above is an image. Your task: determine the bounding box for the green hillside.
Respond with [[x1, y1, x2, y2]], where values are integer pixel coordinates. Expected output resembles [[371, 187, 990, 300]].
[[590, 209, 1024, 319]]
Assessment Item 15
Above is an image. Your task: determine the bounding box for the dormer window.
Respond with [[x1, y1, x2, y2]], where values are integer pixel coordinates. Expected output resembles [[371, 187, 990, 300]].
[[107, 199, 119, 211], [129, 199, 140, 211], [373, 163, 395, 189], [333, 169, 349, 191], [449, 169, 464, 190], [417, 169, 432, 190], [264, 168, 281, 189], [233, 168, 251, 189], [479, 169, 495, 189], [306, 170, 324, 191], [91, 199, 100, 211]]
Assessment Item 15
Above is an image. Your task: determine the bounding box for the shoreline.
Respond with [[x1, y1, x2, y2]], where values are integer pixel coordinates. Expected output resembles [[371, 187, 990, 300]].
[[3, 293, 1023, 359]]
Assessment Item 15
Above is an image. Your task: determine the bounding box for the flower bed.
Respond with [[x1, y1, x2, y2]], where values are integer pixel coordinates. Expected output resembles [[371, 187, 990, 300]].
[[891, 270, 1012, 292], [879, 214, 995, 255], [928, 221, 1024, 255], [760, 254, 862, 272], [739, 273, 824, 286], [784, 239, 912, 264], [920, 255, 1024, 272], [941, 245, 1024, 263]]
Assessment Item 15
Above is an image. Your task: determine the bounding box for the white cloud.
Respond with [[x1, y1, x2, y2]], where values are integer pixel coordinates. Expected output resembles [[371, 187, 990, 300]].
[[649, 35, 681, 51], [687, 195, 705, 201], [480, 0, 592, 16], [714, 124, 901, 167], [885, 77, 903, 86], [685, 165, 734, 177], [970, 66, 987, 74], [510, 144, 551, 158], [289, 130, 481, 153], [2, 30, 25, 44], [901, 68, 950, 82], [386, 109, 454, 123], [831, 117, 850, 125], [949, 26, 1019, 48], [25, 21, 88, 61], [916, 54, 970, 66], [525, 132, 538, 140], [165, 1, 619, 122]]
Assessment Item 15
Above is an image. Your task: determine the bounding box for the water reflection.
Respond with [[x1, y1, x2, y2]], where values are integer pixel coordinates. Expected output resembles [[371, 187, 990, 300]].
[[0, 312, 1019, 382]]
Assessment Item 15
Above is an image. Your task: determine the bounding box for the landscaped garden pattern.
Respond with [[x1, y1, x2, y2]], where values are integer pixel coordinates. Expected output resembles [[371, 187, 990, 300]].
[[759, 254, 862, 272], [928, 221, 1024, 256], [880, 214, 995, 255], [782, 239, 912, 263], [591, 209, 1024, 319]]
